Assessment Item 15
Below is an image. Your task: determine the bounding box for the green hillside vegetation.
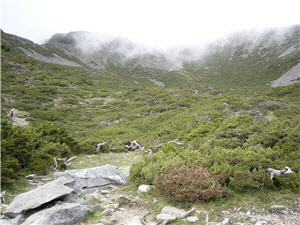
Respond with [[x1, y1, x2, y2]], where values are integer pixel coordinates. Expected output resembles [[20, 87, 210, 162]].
[[1, 28, 300, 204]]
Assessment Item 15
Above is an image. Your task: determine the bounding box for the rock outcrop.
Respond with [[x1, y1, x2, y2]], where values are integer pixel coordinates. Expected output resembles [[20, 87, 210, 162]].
[[52, 164, 130, 195], [2, 176, 74, 218], [270, 62, 300, 87], [22, 202, 96, 225], [1, 164, 129, 225]]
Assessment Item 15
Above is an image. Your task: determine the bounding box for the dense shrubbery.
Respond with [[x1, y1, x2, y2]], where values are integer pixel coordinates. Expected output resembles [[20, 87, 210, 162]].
[[0, 120, 94, 187], [130, 115, 300, 202], [2, 29, 300, 203]]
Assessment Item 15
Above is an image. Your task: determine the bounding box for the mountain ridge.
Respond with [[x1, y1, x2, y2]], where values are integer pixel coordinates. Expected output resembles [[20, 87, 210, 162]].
[[1, 24, 300, 89]]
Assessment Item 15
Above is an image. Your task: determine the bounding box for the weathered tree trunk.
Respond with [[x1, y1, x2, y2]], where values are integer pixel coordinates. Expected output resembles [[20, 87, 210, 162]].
[[124, 140, 144, 151], [97, 142, 115, 151], [181, 207, 195, 218], [154, 139, 184, 150], [50, 156, 77, 171], [264, 167, 294, 179], [119, 140, 144, 151]]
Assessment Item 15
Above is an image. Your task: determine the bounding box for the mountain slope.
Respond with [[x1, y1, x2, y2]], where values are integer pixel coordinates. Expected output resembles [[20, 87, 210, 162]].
[[3, 25, 299, 90], [183, 25, 300, 88]]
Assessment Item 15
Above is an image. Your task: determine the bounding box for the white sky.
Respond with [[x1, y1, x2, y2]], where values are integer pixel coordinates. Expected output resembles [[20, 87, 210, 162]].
[[1, 0, 300, 49]]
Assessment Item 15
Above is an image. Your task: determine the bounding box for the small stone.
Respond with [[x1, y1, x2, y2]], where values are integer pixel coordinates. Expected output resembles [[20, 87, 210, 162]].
[[138, 184, 153, 193], [152, 198, 157, 205], [271, 205, 287, 209], [116, 196, 131, 206], [101, 190, 109, 195], [26, 174, 36, 179], [111, 203, 119, 209], [128, 217, 144, 225], [41, 178, 51, 182], [187, 216, 199, 223], [236, 207, 242, 212], [255, 221, 268, 225], [221, 217, 230, 224], [100, 208, 112, 216], [156, 214, 176, 221], [161, 206, 186, 218]]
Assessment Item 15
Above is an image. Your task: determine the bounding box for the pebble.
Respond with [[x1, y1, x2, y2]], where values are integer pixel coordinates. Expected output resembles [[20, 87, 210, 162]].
[[187, 216, 199, 223], [101, 190, 109, 195], [100, 208, 112, 216]]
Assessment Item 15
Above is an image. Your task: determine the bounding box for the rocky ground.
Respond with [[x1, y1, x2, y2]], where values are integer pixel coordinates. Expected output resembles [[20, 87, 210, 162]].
[[1, 151, 300, 225], [270, 62, 300, 87], [6, 108, 29, 126], [78, 180, 300, 225]]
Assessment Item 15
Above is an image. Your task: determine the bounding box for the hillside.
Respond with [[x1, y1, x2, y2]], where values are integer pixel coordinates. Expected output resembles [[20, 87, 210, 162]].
[[1, 25, 300, 224]]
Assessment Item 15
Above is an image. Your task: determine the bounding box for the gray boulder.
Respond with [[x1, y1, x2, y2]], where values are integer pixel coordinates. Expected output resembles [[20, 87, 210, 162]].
[[0, 214, 24, 225], [161, 206, 186, 218], [138, 184, 154, 194], [22, 202, 95, 225], [156, 214, 176, 221], [52, 164, 129, 195], [128, 217, 145, 225], [2, 176, 74, 218], [187, 216, 199, 223]]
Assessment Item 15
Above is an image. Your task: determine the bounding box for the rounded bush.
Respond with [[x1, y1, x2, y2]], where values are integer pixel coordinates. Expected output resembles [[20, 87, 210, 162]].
[[154, 165, 229, 202]]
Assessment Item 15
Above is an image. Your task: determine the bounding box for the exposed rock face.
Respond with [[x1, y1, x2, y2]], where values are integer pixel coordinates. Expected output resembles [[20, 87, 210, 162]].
[[22, 202, 95, 225], [270, 62, 300, 87], [52, 164, 130, 195], [18, 47, 82, 67], [0, 214, 25, 225], [2, 176, 74, 218], [278, 44, 299, 58]]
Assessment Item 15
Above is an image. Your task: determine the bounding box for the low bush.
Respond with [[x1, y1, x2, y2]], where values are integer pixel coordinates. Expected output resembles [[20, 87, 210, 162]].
[[154, 165, 229, 202]]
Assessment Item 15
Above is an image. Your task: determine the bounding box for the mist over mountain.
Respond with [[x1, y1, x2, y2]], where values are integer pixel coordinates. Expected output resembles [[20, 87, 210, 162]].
[[42, 25, 300, 74], [2, 24, 299, 88]]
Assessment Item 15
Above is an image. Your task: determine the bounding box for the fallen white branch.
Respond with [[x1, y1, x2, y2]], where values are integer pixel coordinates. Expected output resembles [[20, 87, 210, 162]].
[[50, 156, 77, 171], [181, 207, 195, 218], [97, 142, 115, 151], [67, 156, 77, 162], [122, 140, 144, 151], [264, 167, 294, 179], [154, 139, 184, 150]]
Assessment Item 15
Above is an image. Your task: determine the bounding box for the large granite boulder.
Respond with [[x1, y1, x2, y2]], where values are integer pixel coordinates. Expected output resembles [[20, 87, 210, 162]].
[[1, 164, 129, 224], [52, 164, 129, 195], [2, 176, 74, 218], [22, 202, 96, 225]]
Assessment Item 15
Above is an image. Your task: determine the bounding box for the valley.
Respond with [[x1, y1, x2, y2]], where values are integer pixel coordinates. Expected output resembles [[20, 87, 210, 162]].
[[1, 25, 300, 224]]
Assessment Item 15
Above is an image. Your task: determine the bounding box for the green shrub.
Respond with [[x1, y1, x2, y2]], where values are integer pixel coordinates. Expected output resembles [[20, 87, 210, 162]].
[[129, 144, 190, 187], [62, 98, 79, 105], [1, 121, 80, 187], [129, 143, 294, 193], [273, 173, 300, 192]]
